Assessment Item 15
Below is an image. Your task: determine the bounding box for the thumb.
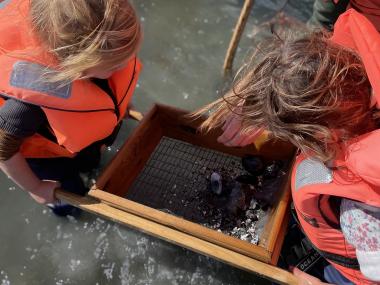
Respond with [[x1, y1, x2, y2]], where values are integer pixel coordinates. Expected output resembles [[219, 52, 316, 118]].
[[291, 267, 329, 285], [292, 267, 303, 276]]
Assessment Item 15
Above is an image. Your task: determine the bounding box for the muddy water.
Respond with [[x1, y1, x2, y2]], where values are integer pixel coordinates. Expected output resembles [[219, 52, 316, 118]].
[[0, 1, 312, 284]]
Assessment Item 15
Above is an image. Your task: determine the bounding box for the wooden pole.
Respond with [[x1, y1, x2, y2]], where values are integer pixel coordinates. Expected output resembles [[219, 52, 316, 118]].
[[223, 0, 254, 74], [55, 189, 298, 285]]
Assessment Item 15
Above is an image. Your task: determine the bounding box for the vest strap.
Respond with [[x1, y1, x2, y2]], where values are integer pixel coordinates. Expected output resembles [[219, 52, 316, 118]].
[[317, 249, 360, 270], [318, 195, 341, 230], [117, 57, 137, 108], [291, 204, 360, 270]]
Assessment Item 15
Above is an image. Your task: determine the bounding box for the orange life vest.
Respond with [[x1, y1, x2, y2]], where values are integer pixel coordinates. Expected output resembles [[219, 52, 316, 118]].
[[0, 0, 141, 158], [333, 0, 380, 32], [292, 151, 380, 284], [331, 9, 380, 107], [292, 10, 380, 284]]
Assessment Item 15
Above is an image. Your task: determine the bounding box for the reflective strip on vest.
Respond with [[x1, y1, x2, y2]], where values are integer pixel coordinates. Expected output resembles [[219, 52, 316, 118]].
[[295, 158, 333, 191], [10, 61, 72, 99], [0, 0, 11, 9]]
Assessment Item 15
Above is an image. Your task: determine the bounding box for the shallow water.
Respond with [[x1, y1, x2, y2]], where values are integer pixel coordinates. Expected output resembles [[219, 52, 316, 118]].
[[0, 1, 313, 284]]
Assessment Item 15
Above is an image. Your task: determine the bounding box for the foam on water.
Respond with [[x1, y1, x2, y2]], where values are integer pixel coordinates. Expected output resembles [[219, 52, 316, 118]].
[[1, 270, 10, 285]]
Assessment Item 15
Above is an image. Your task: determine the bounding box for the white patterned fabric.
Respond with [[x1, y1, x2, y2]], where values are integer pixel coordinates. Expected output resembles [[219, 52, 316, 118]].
[[340, 199, 380, 281]]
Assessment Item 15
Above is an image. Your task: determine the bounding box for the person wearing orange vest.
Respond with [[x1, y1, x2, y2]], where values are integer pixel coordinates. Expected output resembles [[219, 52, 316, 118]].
[[291, 9, 380, 284], [308, 0, 380, 32], [0, 0, 142, 215], [194, 9, 380, 284]]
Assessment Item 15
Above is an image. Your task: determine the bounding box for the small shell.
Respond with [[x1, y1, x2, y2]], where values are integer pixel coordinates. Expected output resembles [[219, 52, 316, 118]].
[[249, 199, 258, 210], [263, 161, 283, 178], [209, 172, 222, 195], [240, 233, 250, 241]]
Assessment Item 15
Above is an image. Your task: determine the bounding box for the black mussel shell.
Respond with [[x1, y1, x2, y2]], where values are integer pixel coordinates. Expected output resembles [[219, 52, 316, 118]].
[[242, 155, 264, 175], [209, 172, 223, 195], [235, 174, 258, 186], [263, 161, 283, 179]]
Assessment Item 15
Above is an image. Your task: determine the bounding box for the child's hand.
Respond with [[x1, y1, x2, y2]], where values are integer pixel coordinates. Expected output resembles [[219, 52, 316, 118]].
[[292, 267, 332, 285], [218, 112, 264, 147], [29, 180, 60, 204]]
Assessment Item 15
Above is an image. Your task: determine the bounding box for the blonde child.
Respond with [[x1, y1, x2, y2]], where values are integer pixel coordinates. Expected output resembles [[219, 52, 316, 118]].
[[195, 10, 379, 285], [0, 0, 141, 215]]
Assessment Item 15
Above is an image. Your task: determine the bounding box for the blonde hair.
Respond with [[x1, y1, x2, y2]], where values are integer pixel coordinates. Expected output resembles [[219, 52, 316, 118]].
[[30, 0, 141, 82], [194, 32, 378, 162]]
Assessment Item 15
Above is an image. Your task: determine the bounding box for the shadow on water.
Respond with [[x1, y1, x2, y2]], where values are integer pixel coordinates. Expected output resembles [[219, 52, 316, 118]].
[[0, 0, 313, 284]]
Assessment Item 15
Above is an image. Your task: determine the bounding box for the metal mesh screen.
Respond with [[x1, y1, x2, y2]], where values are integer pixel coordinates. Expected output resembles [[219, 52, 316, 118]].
[[126, 136, 245, 222]]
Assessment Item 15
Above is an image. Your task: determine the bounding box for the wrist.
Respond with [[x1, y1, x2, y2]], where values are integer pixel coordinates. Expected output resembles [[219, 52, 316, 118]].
[[28, 179, 44, 195]]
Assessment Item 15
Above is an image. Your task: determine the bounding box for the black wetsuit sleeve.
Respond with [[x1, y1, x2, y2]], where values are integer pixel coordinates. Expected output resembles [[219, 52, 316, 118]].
[[0, 99, 46, 160], [0, 98, 46, 138]]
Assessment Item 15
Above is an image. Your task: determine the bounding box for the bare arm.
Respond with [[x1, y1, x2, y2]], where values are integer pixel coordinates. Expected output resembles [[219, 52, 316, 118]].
[[1, 152, 41, 191], [0, 152, 58, 204], [292, 267, 332, 285], [0, 100, 59, 203]]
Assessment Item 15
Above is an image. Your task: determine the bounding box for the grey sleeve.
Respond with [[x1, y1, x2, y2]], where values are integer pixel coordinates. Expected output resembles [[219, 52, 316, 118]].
[[307, 0, 350, 31], [0, 99, 46, 138]]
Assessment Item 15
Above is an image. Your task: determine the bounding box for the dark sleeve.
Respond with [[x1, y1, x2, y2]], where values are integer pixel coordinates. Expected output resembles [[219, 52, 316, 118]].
[[0, 99, 46, 161], [307, 0, 350, 31], [0, 99, 46, 138]]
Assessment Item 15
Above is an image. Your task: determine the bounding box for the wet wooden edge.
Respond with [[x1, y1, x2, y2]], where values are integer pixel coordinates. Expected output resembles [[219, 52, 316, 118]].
[[263, 158, 295, 264], [88, 188, 271, 263], [56, 189, 298, 285]]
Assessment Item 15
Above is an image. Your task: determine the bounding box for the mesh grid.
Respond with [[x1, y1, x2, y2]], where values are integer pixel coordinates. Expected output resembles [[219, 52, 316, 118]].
[[126, 136, 245, 222]]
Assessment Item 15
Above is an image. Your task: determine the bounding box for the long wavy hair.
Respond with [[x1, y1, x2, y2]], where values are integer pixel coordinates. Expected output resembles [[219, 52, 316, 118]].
[[194, 32, 378, 162], [30, 0, 141, 82]]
